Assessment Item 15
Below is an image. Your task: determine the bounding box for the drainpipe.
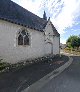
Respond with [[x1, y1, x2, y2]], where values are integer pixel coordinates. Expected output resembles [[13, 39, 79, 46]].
[[52, 35, 55, 55], [58, 36, 61, 57], [51, 43, 53, 54]]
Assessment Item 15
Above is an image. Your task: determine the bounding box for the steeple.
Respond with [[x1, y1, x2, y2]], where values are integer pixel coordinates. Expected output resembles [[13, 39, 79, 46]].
[[43, 11, 47, 20]]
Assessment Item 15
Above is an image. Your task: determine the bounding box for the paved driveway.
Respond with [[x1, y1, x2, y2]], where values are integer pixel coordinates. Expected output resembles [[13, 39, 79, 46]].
[[38, 55, 80, 92], [0, 55, 68, 92]]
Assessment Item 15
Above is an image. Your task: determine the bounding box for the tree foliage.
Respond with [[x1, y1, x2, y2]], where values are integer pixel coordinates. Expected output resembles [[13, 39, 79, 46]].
[[66, 35, 80, 49]]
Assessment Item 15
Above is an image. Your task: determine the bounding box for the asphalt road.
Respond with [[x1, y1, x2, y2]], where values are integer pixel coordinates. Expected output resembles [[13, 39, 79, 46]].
[[0, 55, 68, 92], [38, 55, 80, 92]]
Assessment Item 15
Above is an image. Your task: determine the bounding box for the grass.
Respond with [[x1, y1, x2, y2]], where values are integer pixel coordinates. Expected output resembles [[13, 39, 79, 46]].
[[64, 48, 80, 55], [0, 59, 10, 71]]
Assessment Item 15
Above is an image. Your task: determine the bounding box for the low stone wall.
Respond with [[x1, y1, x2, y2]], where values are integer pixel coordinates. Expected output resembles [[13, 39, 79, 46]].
[[0, 54, 56, 73]]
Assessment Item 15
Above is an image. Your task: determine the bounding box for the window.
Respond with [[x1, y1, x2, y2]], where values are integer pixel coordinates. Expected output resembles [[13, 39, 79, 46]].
[[18, 29, 30, 46], [18, 34, 23, 45]]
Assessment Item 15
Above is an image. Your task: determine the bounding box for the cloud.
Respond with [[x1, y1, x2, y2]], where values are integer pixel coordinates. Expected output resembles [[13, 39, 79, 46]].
[[12, 0, 43, 17], [60, 38, 66, 44], [42, 0, 80, 34], [71, 28, 80, 32]]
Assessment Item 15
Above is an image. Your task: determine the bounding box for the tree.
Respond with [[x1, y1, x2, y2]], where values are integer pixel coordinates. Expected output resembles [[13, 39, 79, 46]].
[[78, 37, 80, 47], [66, 35, 80, 49]]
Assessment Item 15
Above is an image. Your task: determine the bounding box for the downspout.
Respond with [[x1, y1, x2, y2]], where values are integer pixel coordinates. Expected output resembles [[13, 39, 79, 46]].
[[51, 43, 53, 54], [52, 35, 55, 55], [59, 36, 61, 57]]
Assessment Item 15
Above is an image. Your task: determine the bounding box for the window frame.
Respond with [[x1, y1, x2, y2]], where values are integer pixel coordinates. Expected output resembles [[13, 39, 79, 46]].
[[17, 28, 30, 47]]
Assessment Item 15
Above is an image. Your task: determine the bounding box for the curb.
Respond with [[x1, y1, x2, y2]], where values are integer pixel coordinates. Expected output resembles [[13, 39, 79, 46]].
[[21, 56, 73, 92]]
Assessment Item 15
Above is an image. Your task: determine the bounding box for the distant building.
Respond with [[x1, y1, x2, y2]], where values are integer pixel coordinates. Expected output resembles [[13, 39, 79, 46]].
[[60, 43, 66, 49], [0, 0, 60, 63]]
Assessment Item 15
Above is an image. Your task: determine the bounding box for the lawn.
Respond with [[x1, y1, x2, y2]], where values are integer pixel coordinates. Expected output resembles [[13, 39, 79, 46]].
[[64, 48, 80, 55]]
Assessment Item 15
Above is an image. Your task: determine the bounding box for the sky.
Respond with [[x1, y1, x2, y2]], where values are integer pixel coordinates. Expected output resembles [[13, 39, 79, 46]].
[[12, 0, 80, 44]]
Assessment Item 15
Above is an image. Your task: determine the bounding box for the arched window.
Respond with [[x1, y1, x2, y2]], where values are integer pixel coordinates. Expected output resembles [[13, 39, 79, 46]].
[[24, 35, 29, 45], [18, 34, 23, 45], [18, 29, 30, 46]]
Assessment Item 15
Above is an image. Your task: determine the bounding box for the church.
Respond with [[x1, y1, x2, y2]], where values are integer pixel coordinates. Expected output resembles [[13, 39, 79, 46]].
[[0, 0, 60, 64]]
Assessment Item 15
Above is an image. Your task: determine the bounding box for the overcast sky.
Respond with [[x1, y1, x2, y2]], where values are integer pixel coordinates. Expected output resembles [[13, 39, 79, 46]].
[[12, 0, 80, 44]]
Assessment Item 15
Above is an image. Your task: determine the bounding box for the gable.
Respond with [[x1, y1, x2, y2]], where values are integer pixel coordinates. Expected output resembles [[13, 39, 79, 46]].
[[44, 20, 54, 36], [44, 20, 60, 37]]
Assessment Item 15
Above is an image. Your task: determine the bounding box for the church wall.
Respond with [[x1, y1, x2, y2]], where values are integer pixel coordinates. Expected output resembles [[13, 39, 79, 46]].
[[44, 20, 60, 55], [0, 19, 60, 64], [53, 36, 60, 55], [0, 20, 45, 63]]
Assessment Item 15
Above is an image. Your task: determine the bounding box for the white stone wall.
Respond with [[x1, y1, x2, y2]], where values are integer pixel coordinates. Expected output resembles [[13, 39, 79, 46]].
[[53, 36, 60, 55], [0, 20, 60, 64], [44, 20, 60, 55], [0, 20, 45, 63], [44, 20, 53, 54]]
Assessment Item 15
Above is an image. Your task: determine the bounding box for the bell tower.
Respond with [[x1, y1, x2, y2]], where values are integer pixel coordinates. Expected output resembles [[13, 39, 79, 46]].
[[43, 11, 47, 20]]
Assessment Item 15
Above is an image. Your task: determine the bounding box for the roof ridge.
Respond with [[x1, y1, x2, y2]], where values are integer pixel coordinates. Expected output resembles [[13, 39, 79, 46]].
[[11, 0, 47, 22], [0, 0, 59, 36], [50, 22, 60, 36]]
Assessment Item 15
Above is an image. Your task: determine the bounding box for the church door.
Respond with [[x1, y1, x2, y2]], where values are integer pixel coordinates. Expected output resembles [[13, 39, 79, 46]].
[[45, 42, 53, 54]]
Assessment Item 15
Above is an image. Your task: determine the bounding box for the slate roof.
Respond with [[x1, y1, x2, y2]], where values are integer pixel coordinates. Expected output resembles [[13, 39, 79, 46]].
[[51, 22, 60, 36], [0, 0, 60, 36]]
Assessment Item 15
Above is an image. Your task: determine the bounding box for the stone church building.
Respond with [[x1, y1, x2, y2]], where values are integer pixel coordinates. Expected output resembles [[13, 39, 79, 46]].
[[0, 0, 60, 64]]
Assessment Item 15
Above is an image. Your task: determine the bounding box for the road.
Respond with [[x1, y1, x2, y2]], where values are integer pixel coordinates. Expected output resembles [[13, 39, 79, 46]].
[[38, 55, 80, 92]]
